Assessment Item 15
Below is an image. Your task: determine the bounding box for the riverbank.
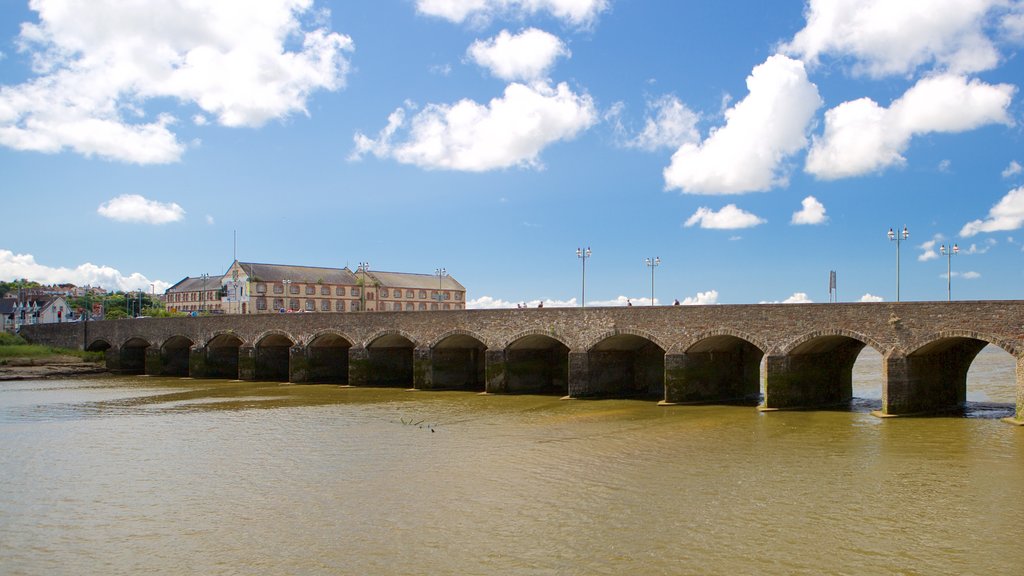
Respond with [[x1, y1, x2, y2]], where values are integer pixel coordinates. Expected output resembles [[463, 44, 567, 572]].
[[0, 354, 108, 381]]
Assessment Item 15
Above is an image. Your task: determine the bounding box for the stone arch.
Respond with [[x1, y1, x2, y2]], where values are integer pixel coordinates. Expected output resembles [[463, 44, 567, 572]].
[[85, 338, 112, 352], [201, 332, 244, 380], [762, 328, 878, 410], [301, 330, 353, 384], [159, 335, 194, 377], [121, 335, 153, 349], [116, 336, 151, 374], [362, 330, 416, 388], [582, 331, 666, 399], [254, 331, 295, 382], [583, 327, 668, 355], [663, 330, 766, 405], [428, 331, 487, 391], [364, 329, 419, 349], [501, 329, 571, 351], [502, 332, 571, 395], [204, 331, 245, 349], [880, 330, 1018, 417]]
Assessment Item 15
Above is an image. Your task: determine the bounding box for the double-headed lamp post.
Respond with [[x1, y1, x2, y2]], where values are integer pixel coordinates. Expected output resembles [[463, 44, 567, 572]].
[[435, 267, 447, 310], [645, 257, 661, 306], [357, 262, 369, 312], [282, 279, 292, 311], [941, 243, 959, 301], [887, 226, 909, 302], [576, 247, 591, 308]]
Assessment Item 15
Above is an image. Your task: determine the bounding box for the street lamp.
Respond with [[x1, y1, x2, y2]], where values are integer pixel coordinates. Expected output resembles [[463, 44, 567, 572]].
[[282, 279, 292, 311], [200, 273, 209, 312], [357, 262, 369, 312], [576, 246, 591, 308], [645, 257, 661, 305], [887, 226, 909, 302], [435, 267, 447, 310], [941, 243, 959, 301]]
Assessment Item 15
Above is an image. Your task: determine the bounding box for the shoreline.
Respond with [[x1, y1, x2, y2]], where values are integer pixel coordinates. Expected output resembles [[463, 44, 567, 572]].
[[0, 355, 110, 381]]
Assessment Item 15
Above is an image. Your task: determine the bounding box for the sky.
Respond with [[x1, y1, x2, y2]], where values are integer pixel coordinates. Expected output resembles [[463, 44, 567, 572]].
[[1, 0, 1023, 308]]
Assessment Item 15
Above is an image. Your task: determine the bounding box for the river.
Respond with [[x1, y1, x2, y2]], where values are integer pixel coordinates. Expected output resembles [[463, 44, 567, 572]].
[[1, 346, 1021, 575]]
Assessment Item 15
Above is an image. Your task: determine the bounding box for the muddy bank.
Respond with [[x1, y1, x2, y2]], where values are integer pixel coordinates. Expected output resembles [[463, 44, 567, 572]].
[[0, 355, 109, 380]]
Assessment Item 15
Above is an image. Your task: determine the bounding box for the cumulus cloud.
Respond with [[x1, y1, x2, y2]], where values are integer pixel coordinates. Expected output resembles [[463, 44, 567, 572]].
[[684, 205, 765, 229], [679, 290, 719, 305], [918, 235, 943, 261], [960, 186, 1024, 236], [806, 74, 1015, 179], [1003, 160, 1023, 178], [791, 195, 828, 224], [859, 293, 884, 302], [760, 292, 813, 304], [467, 28, 569, 82], [416, 0, 609, 27], [0, 0, 354, 164], [782, 0, 1004, 77], [468, 295, 577, 309], [350, 81, 597, 171], [663, 55, 822, 194], [0, 249, 170, 292], [614, 95, 701, 151], [97, 194, 185, 224]]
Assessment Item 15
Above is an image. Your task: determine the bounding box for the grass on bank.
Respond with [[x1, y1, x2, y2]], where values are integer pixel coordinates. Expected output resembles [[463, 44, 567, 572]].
[[0, 333, 105, 363]]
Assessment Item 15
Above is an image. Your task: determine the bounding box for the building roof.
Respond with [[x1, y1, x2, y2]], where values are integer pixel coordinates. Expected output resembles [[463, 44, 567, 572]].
[[0, 298, 14, 315], [364, 270, 465, 291], [166, 276, 220, 293], [237, 262, 359, 285]]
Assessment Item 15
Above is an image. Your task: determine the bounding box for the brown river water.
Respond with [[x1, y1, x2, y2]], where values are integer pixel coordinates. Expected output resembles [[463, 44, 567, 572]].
[[1, 346, 1021, 575]]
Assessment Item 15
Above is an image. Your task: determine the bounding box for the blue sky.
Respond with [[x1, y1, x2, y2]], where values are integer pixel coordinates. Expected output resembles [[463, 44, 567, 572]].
[[1, 0, 1023, 307]]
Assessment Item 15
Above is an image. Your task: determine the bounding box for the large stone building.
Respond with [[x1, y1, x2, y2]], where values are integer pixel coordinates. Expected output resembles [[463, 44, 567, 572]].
[[167, 260, 466, 315]]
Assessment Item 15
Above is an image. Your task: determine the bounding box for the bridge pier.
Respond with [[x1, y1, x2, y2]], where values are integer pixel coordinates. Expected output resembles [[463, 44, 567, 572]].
[[190, 344, 242, 380], [238, 346, 257, 380], [105, 346, 122, 373], [485, 350, 507, 393], [1014, 354, 1024, 424], [879, 340, 988, 416], [298, 340, 349, 384], [348, 346, 370, 386], [762, 341, 862, 410], [414, 346, 431, 389], [145, 347, 162, 375], [567, 351, 588, 398], [663, 347, 760, 405]]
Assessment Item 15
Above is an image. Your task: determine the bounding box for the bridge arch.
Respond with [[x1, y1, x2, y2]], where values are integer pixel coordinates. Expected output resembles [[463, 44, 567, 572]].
[[85, 338, 112, 352], [201, 332, 244, 379], [254, 331, 294, 381], [663, 330, 765, 405], [780, 328, 885, 357], [502, 332, 570, 395], [302, 330, 353, 384], [159, 335, 194, 377], [117, 337, 151, 374], [500, 329, 571, 351], [364, 329, 419, 349], [584, 332, 665, 399], [362, 330, 415, 388], [763, 328, 879, 410], [428, 331, 487, 391]]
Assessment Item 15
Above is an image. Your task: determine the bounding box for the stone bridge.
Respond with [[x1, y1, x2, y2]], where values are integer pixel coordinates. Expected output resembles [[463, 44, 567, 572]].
[[20, 301, 1024, 421]]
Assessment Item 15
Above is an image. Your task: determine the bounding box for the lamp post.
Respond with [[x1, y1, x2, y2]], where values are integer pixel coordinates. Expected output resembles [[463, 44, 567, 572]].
[[887, 226, 909, 302], [435, 267, 447, 310], [282, 279, 292, 312], [200, 273, 210, 313], [357, 262, 369, 312], [941, 243, 959, 301], [645, 256, 660, 306], [576, 246, 591, 308]]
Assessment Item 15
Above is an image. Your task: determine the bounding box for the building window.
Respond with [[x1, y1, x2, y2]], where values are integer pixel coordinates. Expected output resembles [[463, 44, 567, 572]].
[[455, 292, 462, 301], [305, 285, 315, 295], [419, 290, 427, 299], [380, 288, 389, 298], [351, 301, 360, 311], [431, 303, 438, 310], [352, 287, 360, 297], [321, 286, 329, 296], [336, 300, 344, 311], [336, 287, 344, 296], [289, 299, 299, 310], [406, 303, 414, 311], [418, 303, 426, 310], [273, 298, 284, 310], [256, 298, 267, 310], [445, 292, 450, 300], [289, 285, 299, 295], [256, 283, 266, 294], [321, 300, 330, 311], [273, 284, 282, 294], [406, 290, 414, 298], [305, 299, 314, 311]]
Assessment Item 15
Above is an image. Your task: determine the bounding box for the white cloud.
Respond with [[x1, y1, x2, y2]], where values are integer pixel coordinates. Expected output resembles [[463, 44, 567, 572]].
[[618, 95, 701, 151], [806, 74, 1015, 179], [664, 55, 822, 194], [760, 292, 813, 304], [918, 235, 943, 261], [416, 0, 609, 27], [350, 81, 596, 171], [782, 0, 1004, 77], [791, 195, 828, 225], [97, 194, 185, 225], [0, 1, 354, 164], [938, 159, 952, 172], [679, 290, 719, 305], [205, 215, 215, 225], [1003, 160, 1023, 178], [684, 205, 765, 230], [859, 293, 884, 302], [467, 28, 569, 82], [467, 291, 718, 309], [1005, 10, 1024, 40], [468, 295, 577, 309], [0, 249, 170, 293], [963, 240, 995, 254], [960, 186, 1024, 236]]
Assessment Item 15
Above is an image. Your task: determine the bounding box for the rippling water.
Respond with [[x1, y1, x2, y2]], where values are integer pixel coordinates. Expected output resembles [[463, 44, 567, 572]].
[[1, 347, 1021, 575]]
